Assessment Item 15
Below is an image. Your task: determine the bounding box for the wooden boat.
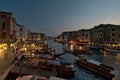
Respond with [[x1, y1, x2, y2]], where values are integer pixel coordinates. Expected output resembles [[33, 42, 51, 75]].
[[64, 49, 92, 55], [58, 63, 75, 78], [75, 56, 115, 80], [26, 59, 75, 78], [89, 45, 101, 50]]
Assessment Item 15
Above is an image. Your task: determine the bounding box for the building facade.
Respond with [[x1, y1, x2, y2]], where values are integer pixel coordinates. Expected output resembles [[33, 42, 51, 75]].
[[16, 24, 31, 41], [0, 11, 17, 43], [78, 29, 91, 44], [91, 24, 120, 48], [30, 32, 45, 41]]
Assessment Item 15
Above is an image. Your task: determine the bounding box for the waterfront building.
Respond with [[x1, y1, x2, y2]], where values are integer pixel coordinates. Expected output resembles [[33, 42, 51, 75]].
[[58, 24, 120, 49], [58, 31, 79, 43], [57, 32, 69, 43], [91, 24, 120, 49], [58, 29, 91, 45], [16, 24, 31, 41], [0, 11, 17, 43], [15, 24, 31, 50], [78, 29, 91, 45], [0, 11, 18, 78], [0, 11, 18, 55], [30, 32, 45, 41]]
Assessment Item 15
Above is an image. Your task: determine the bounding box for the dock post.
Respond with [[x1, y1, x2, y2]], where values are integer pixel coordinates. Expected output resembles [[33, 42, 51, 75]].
[[52, 66, 56, 76], [38, 62, 41, 75], [19, 61, 22, 77]]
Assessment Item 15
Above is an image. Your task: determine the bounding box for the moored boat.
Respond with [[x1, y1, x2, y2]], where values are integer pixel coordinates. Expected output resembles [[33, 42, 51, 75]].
[[64, 49, 93, 55], [89, 45, 101, 50], [75, 56, 115, 80], [26, 58, 75, 78], [104, 48, 120, 53]]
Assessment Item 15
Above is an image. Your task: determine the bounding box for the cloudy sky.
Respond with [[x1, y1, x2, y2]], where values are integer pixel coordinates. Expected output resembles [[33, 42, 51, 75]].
[[1, 0, 120, 36]]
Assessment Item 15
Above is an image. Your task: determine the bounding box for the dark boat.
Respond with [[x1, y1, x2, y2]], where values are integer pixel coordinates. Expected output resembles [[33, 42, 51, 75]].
[[89, 45, 101, 50], [75, 56, 115, 80], [26, 58, 75, 78], [64, 48, 93, 55]]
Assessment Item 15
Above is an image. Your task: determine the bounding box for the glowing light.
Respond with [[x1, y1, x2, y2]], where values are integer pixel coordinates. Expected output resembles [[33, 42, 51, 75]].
[[70, 41, 74, 44], [70, 44, 74, 51], [0, 43, 7, 50], [44, 41, 47, 44], [78, 46, 84, 50], [0, 49, 3, 53], [32, 43, 35, 47]]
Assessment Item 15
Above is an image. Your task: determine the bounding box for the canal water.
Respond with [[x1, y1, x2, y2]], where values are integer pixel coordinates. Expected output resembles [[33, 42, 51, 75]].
[[47, 40, 120, 80]]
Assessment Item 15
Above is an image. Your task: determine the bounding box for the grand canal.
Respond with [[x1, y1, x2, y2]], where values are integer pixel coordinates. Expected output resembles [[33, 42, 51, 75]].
[[47, 40, 120, 80], [0, 40, 120, 80]]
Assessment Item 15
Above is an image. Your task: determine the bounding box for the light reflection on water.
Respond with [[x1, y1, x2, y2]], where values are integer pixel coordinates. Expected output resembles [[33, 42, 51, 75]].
[[47, 40, 120, 80]]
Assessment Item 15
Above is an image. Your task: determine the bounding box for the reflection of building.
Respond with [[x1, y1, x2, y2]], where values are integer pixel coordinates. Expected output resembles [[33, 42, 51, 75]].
[[0, 11, 17, 43]]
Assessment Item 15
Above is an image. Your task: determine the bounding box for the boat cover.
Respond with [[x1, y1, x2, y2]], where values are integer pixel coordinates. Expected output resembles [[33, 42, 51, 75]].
[[87, 59, 101, 66]]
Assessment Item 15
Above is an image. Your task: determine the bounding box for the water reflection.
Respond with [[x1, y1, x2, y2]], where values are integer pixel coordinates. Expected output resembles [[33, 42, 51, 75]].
[[48, 40, 120, 80], [70, 45, 74, 51], [65, 43, 85, 51]]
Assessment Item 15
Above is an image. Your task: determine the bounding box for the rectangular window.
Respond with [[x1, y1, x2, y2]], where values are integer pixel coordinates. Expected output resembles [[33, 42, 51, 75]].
[[10, 35, 13, 39], [20, 28, 22, 31], [2, 23, 5, 29], [2, 32, 6, 39], [112, 39, 114, 42], [1, 15, 6, 18], [112, 29, 115, 31], [112, 33, 115, 36], [20, 33, 22, 36]]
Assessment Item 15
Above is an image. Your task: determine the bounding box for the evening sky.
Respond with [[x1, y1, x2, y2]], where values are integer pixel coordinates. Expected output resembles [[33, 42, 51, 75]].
[[0, 0, 120, 36]]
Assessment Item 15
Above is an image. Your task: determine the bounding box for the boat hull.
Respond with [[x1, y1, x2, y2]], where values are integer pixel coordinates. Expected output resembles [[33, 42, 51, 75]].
[[104, 48, 120, 53], [76, 59, 115, 80]]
